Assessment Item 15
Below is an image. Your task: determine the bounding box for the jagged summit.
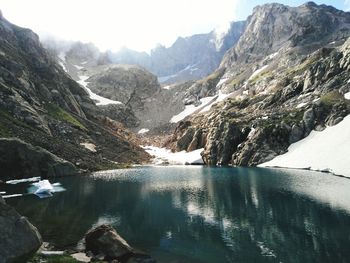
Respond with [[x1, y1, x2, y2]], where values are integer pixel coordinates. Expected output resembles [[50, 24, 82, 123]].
[[221, 1, 350, 69]]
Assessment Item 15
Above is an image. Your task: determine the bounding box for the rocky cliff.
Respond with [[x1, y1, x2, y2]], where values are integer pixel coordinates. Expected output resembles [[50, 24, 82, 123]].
[[0, 13, 149, 173], [167, 2, 350, 166]]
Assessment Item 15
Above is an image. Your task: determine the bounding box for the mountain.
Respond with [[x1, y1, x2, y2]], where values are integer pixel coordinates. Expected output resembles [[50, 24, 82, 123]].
[[42, 21, 245, 85], [166, 2, 350, 170], [108, 21, 245, 84], [0, 12, 149, 176]]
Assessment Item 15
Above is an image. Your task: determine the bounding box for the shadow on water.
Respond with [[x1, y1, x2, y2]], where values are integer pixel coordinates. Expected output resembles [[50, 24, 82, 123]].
[[5, 166, 350, 263]]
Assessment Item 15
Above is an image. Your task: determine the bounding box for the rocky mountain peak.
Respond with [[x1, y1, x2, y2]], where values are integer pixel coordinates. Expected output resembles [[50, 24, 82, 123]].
[[221, 2, 350, 69]]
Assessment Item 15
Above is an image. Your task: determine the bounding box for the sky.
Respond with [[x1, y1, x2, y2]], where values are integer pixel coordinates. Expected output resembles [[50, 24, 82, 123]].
[[0, 0, 348, 52]]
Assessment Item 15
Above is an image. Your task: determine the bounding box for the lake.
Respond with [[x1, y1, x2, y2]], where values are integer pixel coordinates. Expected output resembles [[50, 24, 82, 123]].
[[4, 166, 350, 263]]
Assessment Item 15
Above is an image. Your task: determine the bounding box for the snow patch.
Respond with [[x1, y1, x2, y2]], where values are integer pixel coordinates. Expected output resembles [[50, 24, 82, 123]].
[[138, 128, 150, 134], [296, 102, 308, 108], [170, 95, 216, 123], [200, 90, 233, 113], [78, 75, 122, 106], [2, 194, 23, 199], [259, 115, 350, 177], [74, 65, 84, 70], [345, 92, 350, 100], [248, 65, 269, 81], [216, 77, 229, 88], [80, 142, 97, 153], [142, 146, 204, 165], [58, 61, 68, 72]]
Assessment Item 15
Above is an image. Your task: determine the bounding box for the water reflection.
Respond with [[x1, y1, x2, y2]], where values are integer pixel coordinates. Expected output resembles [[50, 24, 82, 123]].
[[5, 167, 350, 263]]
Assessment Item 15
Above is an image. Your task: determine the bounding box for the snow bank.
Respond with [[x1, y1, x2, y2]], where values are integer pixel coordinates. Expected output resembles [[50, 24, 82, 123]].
[[138, 128, 150, 134], [80, 142, 97, 153], [142, 146, 204, 165], [248, 65, 269, 81], [74, 65, 84, 70], [345, 92, 350, 100], [77, 75, 122, 106], [259, 115, 350, 177], [170, 95, 216, 123]]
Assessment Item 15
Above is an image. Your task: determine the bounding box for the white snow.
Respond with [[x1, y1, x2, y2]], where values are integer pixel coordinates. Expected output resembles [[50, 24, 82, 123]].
[[142, 146, 204, 165], [296, 102, 308, 108], [248, 65, 269, 81], [6, 177, 41, 184], [247, 127, 256, 139], [58, 61, 68, 72], [216, 77, 229, 88], [313, 98, 320, 103], [80, 142, 97, 153], [138, 128, 150, 134], [345, 92, 350, 100], [170, 95, 216, 123], [200, 90, 233, 113], [77, 75, 122, 106], [74, 65, 84, 70], [259, 115, 350, 177], [81, 61, 88, 65]]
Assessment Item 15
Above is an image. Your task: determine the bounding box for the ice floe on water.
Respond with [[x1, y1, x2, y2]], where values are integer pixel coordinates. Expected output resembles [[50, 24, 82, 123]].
[[6, 176, 41, 184], [28, 180, 66, 198], [2, 179, 66, 199]]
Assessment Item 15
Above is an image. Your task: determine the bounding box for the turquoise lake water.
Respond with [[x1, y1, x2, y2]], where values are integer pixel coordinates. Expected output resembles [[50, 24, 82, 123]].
[[4, 166, 350, 263]]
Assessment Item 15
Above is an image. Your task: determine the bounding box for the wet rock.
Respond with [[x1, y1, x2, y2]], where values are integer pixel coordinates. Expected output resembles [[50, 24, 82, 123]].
[[85, 224, 156, 263], [0, 195, 42, 262]]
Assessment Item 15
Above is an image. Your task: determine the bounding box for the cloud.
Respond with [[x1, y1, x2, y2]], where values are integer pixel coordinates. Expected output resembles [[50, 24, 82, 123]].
[[345, 0, 350, 11], [0, 0, 240, 52]]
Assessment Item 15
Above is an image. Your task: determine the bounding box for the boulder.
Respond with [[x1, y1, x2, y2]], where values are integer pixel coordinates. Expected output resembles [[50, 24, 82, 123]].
[[0, 138, 78, 181], [85, 224, 156, 263], [0, 195, 42, 263]]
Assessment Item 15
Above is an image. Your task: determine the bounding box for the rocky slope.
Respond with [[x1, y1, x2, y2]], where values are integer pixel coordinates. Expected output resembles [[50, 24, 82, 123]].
[[167, 2, 350, 166], [0, 12, 149, 173]]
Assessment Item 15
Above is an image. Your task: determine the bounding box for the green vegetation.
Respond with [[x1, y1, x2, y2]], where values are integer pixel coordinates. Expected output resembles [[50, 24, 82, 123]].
[[285, 56, 318, 77], [320, 91, 347, 106], [46, 104, 86, 131], [248, 70, 273, 85]]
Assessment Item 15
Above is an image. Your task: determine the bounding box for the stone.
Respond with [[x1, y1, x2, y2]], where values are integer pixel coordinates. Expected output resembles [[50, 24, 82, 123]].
[[85, 224, 156, 263], [0, 138, 78, 181], [0, 195, 42, 262]]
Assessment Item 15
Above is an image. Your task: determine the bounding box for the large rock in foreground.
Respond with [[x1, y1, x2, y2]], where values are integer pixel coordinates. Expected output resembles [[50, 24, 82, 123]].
[[0, 138, 78, 181], [85, 224, 156, 263], [0, 195, 42, 263]]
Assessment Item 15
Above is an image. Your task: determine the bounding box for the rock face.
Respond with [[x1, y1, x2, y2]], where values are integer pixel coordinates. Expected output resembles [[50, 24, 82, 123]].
[[0, 13, 150, 173], [0, 138, 77, 181], [85, 224, 156, 263], [167, 2, 350, 166], [0, 195, 42, 263]]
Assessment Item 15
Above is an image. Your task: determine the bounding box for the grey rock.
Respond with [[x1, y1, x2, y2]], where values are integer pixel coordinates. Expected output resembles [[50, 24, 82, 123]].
[[85, 224, 156, 263], [0, 138, 77, 181], [0, 195, 42, 263]]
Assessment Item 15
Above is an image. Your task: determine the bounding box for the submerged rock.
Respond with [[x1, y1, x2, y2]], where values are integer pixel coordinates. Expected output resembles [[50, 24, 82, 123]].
[[0, 195, 42, 263], [85, 224, 156, 263], [0, 138, 78, 181]]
